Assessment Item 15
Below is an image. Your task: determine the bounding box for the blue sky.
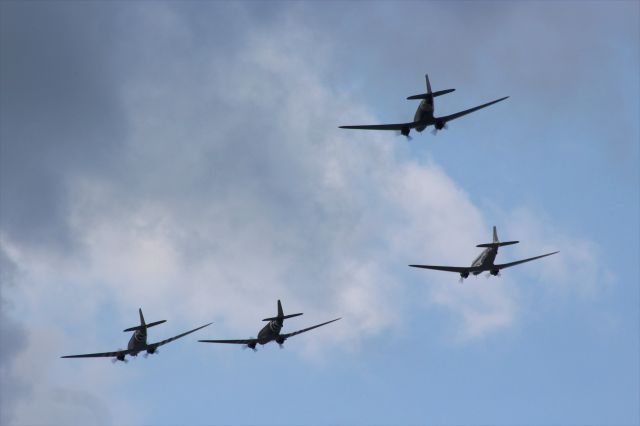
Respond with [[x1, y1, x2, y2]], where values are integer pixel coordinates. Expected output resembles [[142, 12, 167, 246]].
[[1, 1, 638, 425]]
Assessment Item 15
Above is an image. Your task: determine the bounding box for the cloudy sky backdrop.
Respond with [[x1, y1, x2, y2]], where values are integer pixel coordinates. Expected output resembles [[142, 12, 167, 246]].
[[1, 1, 638, 425]]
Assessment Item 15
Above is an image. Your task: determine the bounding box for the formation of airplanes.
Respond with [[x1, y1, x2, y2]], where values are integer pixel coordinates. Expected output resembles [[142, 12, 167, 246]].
[[61, 301, 340, 361], [61, 73, 558, 363]]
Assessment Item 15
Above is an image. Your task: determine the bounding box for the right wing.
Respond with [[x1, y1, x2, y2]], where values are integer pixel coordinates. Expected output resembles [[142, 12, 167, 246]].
[[198, 338, 258, 345], [280, 318, 341, 340], [438, 96, 509, 124], [409, 264, 482, 273], [148, 322, 212, 351], [339, 122, 418, 131], [494, 251, 559, 270], [61, 349, 133, 359]]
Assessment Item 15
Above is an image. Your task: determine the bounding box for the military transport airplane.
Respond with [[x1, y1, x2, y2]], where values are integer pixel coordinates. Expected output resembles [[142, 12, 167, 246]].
[[339, 74, 508, 138], [199, 300, 340, 351], [61, 308, 211, 362], [410, 226, 558, 282]]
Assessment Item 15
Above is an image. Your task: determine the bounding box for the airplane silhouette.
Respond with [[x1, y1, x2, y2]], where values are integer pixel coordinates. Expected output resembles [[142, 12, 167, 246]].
[[199, 300, 340, 351], [340, 74, 508, 138], [61, 308, 211, 362], [410, 226, 558, 282]]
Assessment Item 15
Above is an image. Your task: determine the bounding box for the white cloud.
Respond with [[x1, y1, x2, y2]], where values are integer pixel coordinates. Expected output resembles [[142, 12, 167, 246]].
[[0, 3, 616, 424]]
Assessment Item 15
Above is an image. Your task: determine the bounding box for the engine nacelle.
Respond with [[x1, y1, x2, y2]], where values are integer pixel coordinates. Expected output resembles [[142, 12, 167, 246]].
[[435, 120, 446, 130], [247, 342, 257, 350], [460, 271, 469, 279], [116, 354, 126, 362], [401, 127, 410, 137], [146, 347, 157, 355], [275, 337, 285, 345], [490, 269, 500, 276]]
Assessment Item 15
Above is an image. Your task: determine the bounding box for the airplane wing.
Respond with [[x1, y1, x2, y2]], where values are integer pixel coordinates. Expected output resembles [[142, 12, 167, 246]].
[[280, 318, 341, 340], [494, 251, 559, 270], [198, 338, 258, 345], [339, 122, 418, 131], [147, 322, 212, 350], [408, 264, 482, 273], [61, 349, 134, 359], [438, 96, 509, 124]]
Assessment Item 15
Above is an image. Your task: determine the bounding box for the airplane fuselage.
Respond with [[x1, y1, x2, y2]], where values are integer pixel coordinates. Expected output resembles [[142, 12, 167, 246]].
[[255, 320, 284, 346], [470, 247, 499, 276], [411, 98, 449, 133], [127, 329, 148, 356], [413, 98, 434, 132]]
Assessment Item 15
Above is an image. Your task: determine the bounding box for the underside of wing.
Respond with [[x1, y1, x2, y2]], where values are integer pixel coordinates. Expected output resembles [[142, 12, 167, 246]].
[[280, 318, 341, 340], [438, 96, 509, 124], [494, 251, 559, 270], [409, 264, 477, 273], [150, 322, 212, 349], [198, 338, 258, 345], [61, 349, 132, 359], [339, 122, 417, 131]]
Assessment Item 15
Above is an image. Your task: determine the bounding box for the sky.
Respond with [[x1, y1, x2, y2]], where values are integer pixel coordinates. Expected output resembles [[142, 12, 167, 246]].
[[0, 1, 638, 425]]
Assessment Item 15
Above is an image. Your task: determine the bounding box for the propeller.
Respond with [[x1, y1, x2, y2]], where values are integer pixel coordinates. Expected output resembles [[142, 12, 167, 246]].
[[242, 338, 257, 352], [431, 123, 448, 135], [278, 343, 284, 349], [111, 350, 128, 363], [458, 276, 465, 284], [395, 131, 412, 140], [144, 348, 159, 358]]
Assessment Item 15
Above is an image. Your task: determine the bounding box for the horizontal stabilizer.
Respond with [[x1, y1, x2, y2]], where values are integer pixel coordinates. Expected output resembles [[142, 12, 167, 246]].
[[123, 319, 166, 332], [407, 89, 455, 100], [476, 241, 519, 248], [262, 313, 303, 322]]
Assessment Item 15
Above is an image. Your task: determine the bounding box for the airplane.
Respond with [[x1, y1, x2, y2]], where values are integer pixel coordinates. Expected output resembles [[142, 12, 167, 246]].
[[61, 308, 211, 362], [199, 300, 340, 351], [409, 226, 558, 282], [339, 74, 508, 138]]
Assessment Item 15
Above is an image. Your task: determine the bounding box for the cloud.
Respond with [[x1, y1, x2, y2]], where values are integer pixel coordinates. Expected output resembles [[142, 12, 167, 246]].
[[0, 2, 618, 423]]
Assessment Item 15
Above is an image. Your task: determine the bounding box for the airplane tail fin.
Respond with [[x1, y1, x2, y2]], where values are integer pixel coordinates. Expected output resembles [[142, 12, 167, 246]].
[[476, 226, 518, 248], [139, 308, 146, 327], [123, 309, 166, 332], [262, 300, 303, 322]]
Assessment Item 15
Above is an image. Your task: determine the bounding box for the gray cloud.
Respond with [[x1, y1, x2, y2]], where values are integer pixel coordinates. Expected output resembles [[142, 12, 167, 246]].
[[0, 2, 624, 424], [0, 248, 28, 426], [0, 2, 127, 249]]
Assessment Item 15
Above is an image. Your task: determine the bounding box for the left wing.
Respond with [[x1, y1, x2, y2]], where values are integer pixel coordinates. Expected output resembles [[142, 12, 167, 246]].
[[437, 96, 509, 124], [409, 264, 483, 273], [61, 348, 133, 359], [198, 338, 258, 345], [147, 322, 212, 351], [280, 318, 341, 340], [339, 122, 418, 131], [494, 251, 559, 270]]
